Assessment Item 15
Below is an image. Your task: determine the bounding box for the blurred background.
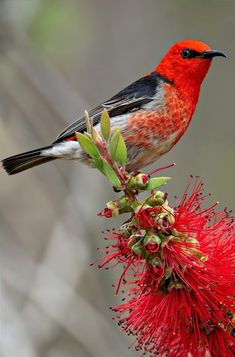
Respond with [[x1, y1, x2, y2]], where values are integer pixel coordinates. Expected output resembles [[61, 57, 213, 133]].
[[1, 1, 234, 356]]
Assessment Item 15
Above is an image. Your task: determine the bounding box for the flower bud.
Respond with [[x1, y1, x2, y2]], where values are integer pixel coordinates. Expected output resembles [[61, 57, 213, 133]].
[[144, 234, 161, 253], [127, 173, 149, 190], [135, 173, 149, 188], [118, 196, 133, 213], [105, 196, 133, 217], [147, 191, 166, 207], [132, 241, 145, 256], [106, 201, 119, 217]]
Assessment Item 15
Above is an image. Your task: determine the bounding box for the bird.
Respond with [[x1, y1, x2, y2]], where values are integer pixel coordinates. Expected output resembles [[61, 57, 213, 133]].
[[2, 40, 226, 175]]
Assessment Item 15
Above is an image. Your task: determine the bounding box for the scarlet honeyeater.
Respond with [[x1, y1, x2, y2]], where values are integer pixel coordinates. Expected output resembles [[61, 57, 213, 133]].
[[2, 40, 226, 175]]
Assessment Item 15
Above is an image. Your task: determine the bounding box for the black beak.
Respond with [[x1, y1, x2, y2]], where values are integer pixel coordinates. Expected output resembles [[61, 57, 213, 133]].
[[201, 50, 227, 59]]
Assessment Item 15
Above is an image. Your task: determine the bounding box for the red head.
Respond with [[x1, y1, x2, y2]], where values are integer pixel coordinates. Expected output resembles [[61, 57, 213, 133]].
[[156, 40, 226, 94]]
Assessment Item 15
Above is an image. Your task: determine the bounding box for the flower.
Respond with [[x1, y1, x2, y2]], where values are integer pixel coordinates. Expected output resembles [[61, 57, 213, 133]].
[[98, 178, 235, 356], [113, 285, 235, 357]]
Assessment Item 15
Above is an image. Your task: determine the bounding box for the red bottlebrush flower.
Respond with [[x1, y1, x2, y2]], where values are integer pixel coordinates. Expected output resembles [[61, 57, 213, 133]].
[[97, 178, 235, 356], [112, 236, 235, 356], [113, 286, 235, 357]]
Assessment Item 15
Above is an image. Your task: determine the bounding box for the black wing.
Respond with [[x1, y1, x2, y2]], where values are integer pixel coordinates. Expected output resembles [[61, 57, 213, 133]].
[[54, 72, 165, 143]]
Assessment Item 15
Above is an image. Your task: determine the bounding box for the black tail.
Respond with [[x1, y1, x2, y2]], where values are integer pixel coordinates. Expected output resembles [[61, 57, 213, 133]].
[[2, 146, 56, 175]]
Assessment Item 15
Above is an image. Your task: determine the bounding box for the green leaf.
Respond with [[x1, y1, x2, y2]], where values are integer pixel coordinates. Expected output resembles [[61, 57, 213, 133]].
[[102, 160, 121, 188], [143, 177, 171, 191], [108, 128, 120, 162], [100, 109, 111, 141], [91, 157, 105, 174], [115, 132, 127, 166], [76, 132, 100, 159]]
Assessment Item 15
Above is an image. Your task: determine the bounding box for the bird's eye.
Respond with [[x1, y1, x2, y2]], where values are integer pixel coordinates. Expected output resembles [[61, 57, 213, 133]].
[[181, 48, 192, 59]]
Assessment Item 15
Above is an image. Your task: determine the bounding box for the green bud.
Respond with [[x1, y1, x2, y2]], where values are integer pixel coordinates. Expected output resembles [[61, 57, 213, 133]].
[[118, 196, 132, 212], [147, 191, 166, 206], [144, 233, 161, 246], [127, 173, 149, 191], [156, 197, 165, 205], [132, 241, 144, 256], [144, 234, 161, 252], [106, 201, 117, 209], [106, 196, 133, 216], [135, 173, 149, 188]]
